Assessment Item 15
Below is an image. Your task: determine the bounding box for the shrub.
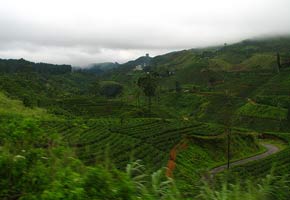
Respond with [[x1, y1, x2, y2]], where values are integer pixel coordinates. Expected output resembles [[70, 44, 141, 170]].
[[100, 81, 123, 98]]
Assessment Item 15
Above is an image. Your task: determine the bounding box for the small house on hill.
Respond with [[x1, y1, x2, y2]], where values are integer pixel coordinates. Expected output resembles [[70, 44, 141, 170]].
[[133, 65, 143, 71]]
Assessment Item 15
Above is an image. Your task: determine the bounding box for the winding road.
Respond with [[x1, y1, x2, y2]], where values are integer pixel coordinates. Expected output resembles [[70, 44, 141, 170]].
[[208, 143, 280, 178]]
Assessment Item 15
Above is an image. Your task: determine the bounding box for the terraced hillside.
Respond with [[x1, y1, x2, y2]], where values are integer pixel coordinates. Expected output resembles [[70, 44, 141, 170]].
[[232, 70, 290, 132], [218, 132, 290, 185], [42, 118, 181, 170], [55, 97, 134, 117], [41, 118, 259, 174], [173, 128, 261, 196]]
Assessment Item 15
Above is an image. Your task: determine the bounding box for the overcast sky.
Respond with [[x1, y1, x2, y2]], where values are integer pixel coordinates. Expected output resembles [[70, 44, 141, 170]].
[[1, 0, 290, 66]]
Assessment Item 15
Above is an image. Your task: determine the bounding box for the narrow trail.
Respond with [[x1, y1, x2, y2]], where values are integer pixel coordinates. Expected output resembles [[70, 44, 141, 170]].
[[208, 143, 279, 178], [166, 141, 188, 177]]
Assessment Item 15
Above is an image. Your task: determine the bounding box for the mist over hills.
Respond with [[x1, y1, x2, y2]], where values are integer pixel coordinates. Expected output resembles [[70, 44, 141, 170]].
[[2, 36, 290, 75], [72, 54, 152, 75], [98, 36, 290, 79], [85, 36, 290, 75]]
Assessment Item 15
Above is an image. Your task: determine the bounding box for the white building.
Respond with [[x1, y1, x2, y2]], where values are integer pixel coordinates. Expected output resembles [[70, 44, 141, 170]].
[[133, 65, 143, 71]]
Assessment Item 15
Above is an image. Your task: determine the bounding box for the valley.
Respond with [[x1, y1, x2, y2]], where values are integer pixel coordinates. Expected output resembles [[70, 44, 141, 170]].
[[1, 37, 290, 199]]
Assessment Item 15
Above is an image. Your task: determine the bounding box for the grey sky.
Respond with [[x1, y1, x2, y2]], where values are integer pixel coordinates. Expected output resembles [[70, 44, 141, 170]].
[[0, 0, 290, 66]]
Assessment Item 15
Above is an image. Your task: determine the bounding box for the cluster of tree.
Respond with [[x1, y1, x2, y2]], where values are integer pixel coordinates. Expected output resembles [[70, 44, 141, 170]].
[[0, 72, 98, 110], [89, 80, 124, 98], [0, 58, 71, 74], [99, 81, 123, 98]]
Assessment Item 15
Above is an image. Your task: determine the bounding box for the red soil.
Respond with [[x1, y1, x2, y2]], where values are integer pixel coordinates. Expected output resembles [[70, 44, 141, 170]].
[[166, 141, 188, 178]]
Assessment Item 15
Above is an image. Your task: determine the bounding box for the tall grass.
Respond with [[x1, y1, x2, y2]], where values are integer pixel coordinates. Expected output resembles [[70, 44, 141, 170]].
[[126, 160, 181, 200], [196, 173, 290, 200], [125, 161, 290, 200]]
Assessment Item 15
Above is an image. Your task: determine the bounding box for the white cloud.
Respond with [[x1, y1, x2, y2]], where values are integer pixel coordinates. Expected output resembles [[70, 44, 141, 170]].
[[0, 0, 290, 66]]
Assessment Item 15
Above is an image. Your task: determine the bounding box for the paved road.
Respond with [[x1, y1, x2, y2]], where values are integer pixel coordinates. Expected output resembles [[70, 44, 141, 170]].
[[209, 143, 279, 178]]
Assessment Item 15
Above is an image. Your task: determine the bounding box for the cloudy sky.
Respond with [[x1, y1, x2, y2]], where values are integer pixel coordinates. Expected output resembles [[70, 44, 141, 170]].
[[1, 0, 290, 66]]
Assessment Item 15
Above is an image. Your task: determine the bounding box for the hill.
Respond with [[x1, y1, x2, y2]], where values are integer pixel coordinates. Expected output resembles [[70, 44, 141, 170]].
[[74, 62, 120, 75], [104, 36, 290, 82], [0, 91, 51, 119], [0, 58, 72, 74], [1, 36, 290, 199]]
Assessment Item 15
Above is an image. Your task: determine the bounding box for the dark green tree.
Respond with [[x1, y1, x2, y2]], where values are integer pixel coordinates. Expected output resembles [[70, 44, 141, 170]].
[[175, 81, 181, 93], [208, 77, 216, 88], [100, 81, 123, 98], [22, 94, 36, 108], [89, 80, 100, 96], [137, 74, 157, 115], [277, 52, 281, 73], [223, 90, 233, 170]]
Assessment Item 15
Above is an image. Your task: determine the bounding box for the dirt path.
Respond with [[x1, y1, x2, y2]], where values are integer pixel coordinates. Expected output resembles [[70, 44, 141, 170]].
[[209, 143, 279, 178], [166, 141, 188, 177]]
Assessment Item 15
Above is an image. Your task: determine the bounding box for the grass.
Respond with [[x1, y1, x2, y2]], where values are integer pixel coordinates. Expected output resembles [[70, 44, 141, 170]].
[[208, 58, 232, 71], [237, 102, 288, 120], [254, 95, 290, 108], [197, 173, 290, 200], [259, 139, 288, 150], [158, 92, 206, 117], [240, 53, 276, 70], [255, 71, 290, 96], [0, 91, 53, 119]]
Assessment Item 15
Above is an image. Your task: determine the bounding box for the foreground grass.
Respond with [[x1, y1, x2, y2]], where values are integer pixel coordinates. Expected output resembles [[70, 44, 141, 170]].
[[198, 173, 290, 200]]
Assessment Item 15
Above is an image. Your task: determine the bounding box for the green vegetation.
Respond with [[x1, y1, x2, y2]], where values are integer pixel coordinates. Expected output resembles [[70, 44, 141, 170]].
[[1, 36, 290, 199], [0, 117, 181, 200], [174, 131, 260, 195], [240, 53, 276, 70], [208, 58, 232, 71], [99, 81, 123, 98], [237, 102, 288, 120], [198, 174, 290, 200], [0, 91, 52, 119], [223, 132, 290, 179]]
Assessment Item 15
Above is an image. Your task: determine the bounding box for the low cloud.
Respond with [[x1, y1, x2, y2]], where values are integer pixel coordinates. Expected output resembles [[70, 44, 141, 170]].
[[1, 0, 290, 66]]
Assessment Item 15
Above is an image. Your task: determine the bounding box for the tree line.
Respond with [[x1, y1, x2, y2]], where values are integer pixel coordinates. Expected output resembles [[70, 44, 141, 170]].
[[0, 58, 72, 74]]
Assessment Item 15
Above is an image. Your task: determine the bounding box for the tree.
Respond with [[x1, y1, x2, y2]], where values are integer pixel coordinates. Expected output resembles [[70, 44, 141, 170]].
[[208, 77, 216, 88], [277, 52, 281, 73], [89, 80, 100, 96], [226, 127, 231, 169], [175, 81, 181, 93], [223, 90, 233, 170], [137, 74, 157, 115], [100, 81, 123, 98], [22, 94, 36, 108]]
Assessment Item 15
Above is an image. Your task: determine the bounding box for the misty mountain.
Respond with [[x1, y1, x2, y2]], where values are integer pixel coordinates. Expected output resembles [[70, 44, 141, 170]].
[[73, 62, 120, 75], [120, 54, 152, 69]]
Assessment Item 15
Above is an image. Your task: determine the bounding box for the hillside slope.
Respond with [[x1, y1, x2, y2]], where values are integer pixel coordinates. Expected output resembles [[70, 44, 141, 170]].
[[0, 91, 51, 119]]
